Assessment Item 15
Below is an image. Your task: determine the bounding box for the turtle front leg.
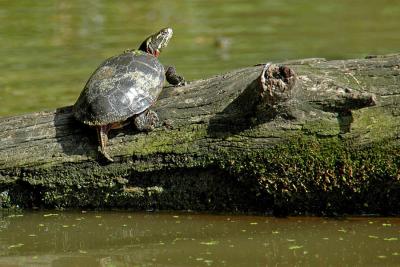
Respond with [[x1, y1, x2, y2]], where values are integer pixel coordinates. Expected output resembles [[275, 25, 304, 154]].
[[165, 66, 186, 86], [96, 125, 114, 162], [134, 110, 159, 131]]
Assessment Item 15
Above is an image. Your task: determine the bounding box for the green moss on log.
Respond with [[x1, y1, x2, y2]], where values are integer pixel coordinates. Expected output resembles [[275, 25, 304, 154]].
[[1, 132, 399, 215], [215, 135, 400, 215]]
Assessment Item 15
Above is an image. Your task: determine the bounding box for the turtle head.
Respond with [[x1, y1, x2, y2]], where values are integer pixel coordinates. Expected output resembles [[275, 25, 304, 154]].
[[139, 28, 173, 57]]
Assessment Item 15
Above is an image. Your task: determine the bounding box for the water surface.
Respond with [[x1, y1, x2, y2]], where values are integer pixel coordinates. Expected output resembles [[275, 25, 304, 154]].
[[1, 212, 400, 266]]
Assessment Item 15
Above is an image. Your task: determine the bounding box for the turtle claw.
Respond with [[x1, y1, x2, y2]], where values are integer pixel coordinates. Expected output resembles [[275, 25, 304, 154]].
[[99, 148, 114, 162]]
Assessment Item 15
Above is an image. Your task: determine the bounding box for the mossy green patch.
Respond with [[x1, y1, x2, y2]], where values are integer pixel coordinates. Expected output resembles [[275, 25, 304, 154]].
[[115, 124, 208, 157], [212, 134, 400, 215]]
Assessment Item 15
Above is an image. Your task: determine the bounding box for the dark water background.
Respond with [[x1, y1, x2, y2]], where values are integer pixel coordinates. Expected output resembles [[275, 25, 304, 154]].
[[0, 1, 399, 266]]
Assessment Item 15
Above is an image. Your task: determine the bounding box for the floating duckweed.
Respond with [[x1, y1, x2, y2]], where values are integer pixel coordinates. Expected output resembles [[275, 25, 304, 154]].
[[368, 235, 379, 239], [200, 241, 219, 246], [43, 213, 58, 217], [204, 259, 213, 266], [8, 243, 24, 249], [289, 245, 303, 250], [7, 214, 23, 218], [383, 237, 398, 241]]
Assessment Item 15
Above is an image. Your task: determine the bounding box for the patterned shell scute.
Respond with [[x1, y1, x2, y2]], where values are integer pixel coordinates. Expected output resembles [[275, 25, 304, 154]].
[[73, 50, 165, 125]]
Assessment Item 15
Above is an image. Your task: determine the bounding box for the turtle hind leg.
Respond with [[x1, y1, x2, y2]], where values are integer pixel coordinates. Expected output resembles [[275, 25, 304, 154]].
[[134, 110, 159, 131], [96, 125, 114, 162]]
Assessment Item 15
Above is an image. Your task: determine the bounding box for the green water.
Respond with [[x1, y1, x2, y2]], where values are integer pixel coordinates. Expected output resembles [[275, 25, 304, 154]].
[[0, 0, 399, 116], [1, 212, 400, 266]]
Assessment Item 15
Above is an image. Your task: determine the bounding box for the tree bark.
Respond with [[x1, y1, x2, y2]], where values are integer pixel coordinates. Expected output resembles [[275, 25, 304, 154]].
[[1, 53, 399, 215]]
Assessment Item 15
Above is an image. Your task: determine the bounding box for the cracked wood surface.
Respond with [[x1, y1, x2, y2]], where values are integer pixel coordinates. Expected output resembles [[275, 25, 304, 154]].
[[1, 54, 398, 169]]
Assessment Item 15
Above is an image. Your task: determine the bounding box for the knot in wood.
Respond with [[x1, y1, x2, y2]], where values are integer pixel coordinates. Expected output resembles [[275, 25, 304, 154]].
[[259, 64, 296, 107]]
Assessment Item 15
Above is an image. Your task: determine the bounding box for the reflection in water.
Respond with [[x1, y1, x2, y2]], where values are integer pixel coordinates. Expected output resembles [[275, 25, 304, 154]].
[[0, 212, 399, 266], [0, 0, 399, 115]]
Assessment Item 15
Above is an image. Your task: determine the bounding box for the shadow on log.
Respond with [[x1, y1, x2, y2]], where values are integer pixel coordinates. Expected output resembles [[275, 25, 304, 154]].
[[1, 53, 400, 215]]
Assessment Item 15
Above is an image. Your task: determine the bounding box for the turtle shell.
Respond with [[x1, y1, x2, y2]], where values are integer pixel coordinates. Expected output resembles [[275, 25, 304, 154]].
[[73, 50, 165, 126]]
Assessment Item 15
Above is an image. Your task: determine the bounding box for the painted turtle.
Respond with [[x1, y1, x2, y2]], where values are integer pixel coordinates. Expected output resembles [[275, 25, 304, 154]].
[[73, 28, 185, 161]]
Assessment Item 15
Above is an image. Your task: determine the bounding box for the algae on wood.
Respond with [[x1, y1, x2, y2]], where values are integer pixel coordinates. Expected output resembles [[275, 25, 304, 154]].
[[0, 54, 399, 215]]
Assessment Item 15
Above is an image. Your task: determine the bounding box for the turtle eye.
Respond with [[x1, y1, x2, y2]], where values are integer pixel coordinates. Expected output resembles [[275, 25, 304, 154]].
[[161, 28, 172, 36]]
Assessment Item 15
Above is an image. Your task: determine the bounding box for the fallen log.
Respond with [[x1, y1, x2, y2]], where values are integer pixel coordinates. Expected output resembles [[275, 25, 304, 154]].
[[1, 54, 399, 215]]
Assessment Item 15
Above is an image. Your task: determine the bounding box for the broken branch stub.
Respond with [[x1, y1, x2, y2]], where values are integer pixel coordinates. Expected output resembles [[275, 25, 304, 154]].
[[253, 64, 297, 121], [259, 64, 297, 106]]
